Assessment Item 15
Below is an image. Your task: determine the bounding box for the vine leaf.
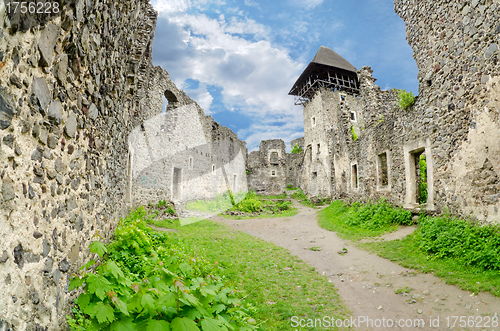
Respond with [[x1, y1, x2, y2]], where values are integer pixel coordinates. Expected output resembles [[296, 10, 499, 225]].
[[92, 302, 115, 324], [146, 319, 171, 331], [171, 317, 200, 331], [89, 241, 108, 258], [110, 317, 137, 331], [86, 274, 113, 300], [200, 318, 227, 331], [106, 261, 125, 280]]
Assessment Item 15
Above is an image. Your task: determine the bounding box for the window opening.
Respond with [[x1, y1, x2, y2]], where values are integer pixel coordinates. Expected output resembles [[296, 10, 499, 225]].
[[271, 170, 276, 176], [317, 143, 321, 154], [172, 167, 182, 200], [311, 116, 316, 127], [189, 156, 193, 170], [351, 164, 358, 189], [270, 151, 279, 165], [378, 153, 388, 187], [350, 111, 356, 122], [233, 174, 238, 192]]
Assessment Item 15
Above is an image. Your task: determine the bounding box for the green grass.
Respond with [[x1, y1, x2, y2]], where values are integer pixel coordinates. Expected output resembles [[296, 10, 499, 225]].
[[150, 218, 350, 330], [318, 199, 500, 297], [359, 235, 500, 296], [318, 200, 412, 241], [290, 189, 315, 208]]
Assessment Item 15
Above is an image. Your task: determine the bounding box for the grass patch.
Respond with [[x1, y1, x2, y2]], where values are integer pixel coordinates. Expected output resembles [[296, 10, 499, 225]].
[[359, 235, 500, 296], [222, 208, 298, 220], [290, 189, 315, 208], [151, 218, 350, 330], [318, 200, 412, 241]]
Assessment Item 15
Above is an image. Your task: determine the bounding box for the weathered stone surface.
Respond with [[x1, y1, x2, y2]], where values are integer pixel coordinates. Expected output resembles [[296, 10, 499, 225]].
[[65, 112, 77, 138], [13, 244, 23, 269], [59, 259, 70, 273], [0, 251, 9, 263], [9, 74, 22, 89], [3, 134, 14, 149], [485, 43, 498, 58], [38, 24, 60, 67], [0, 88, 15, 130], [87, 103, 98, 120], [53, 54, 68, 84], [32, 77, 51, 115], [47, 135, 58, 149], [42, 240, 50, 258], [33, 231, 43, 239], [2, 178, 16, 201], [47, 100, 63, 124]]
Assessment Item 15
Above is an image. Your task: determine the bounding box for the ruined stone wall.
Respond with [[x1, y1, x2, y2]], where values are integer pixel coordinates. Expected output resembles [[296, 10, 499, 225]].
[[0, 0, 194, 329], [129, 103, 248, 207], [246, 139, 286, 195], [285, 138, 304, 188], [394, 0, 500, 221]]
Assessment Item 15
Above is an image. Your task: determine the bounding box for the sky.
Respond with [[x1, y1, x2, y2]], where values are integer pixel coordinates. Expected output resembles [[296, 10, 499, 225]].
[[150, 0, 419, 152]]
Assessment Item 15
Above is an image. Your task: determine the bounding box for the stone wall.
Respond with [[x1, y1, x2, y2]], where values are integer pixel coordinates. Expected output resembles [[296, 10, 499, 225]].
[[246, 139, 287, 195], [128, 103, 248, 207], [285, 138, 304, 189], [256, 0, 499, 223], [0, 0, 239, 330]]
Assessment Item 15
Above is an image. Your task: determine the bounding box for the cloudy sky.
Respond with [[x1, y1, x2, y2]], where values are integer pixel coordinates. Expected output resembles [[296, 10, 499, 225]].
[[150, 0, 418, 151]]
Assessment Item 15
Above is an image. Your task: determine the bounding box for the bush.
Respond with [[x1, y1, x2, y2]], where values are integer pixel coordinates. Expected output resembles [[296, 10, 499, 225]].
[[236, 196, 262, 213], [67, 207, 257, 330], [415, 215, 500, 270], [397, 89, 415, 110], [350, 126, 358, 141], [291, 143, 303, 154], [418, 155, 427, 204]]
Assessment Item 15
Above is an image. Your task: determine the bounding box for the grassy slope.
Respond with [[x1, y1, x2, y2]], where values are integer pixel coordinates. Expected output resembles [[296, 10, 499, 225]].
[[151, 219, 350, 330]]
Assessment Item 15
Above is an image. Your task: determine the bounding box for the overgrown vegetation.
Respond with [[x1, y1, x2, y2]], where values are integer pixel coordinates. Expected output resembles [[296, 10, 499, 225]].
[[318, 200, 412, 240], [185, 191, 247, 213], [397, 89, 415, 110], [224, 191, 297, 219], [291, 143, 303, 154], [418, 155, 428, 204], [285, 184, 297, 190], [290, 189, 314, 207], [350, 126, 357, 141], [151, 218, 350, 330], [67, 206, 257, 330], [320, 199, 500, 296]]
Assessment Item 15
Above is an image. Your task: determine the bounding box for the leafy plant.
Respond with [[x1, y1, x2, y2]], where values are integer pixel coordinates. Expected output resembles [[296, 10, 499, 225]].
[[67, 207, 257, 330], [418, 154, 427, 204], [286, 184, 297, 190], [291, 143, 303, 154], [350, 126, 357, 141], [291, 189, 314, 208], [397, 89, 415, 110]]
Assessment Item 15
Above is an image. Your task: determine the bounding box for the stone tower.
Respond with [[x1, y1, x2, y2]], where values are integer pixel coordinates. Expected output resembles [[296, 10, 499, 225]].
[[288, 46, 361, 197]]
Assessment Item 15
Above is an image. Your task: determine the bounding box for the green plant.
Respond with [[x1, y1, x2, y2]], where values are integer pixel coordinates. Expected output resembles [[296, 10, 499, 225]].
[[291, 143, 303, 154], [350, 126, 358, 141], [397, 89, 415, 110], [309, 247, 322, 251], [286, 184, 297, 190], [291, 189, 314, 207], [318, 199, 412, 240], [394, 286, 413, 294], [67, 207, 257, 330], [418, 154, 428, 204]]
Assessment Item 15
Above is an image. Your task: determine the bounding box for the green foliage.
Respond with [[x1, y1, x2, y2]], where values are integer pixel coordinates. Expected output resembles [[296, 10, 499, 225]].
[[350, 126, 357, 141], [415, 214, 500, 270], [418, 155, 428, 204], [318, 200, 412, 240], [291, 143, 303, 154], [236, 195, 262, 213], [67, 207, 257, 331], [186, 191, 247, 213], [285, 184, 297, 190], [290, 189, 314, 207], [397, 89, 415, 110]]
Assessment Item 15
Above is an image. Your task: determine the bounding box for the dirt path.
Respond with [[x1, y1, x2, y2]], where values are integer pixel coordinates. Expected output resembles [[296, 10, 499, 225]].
[[211, 201, 500, 330]]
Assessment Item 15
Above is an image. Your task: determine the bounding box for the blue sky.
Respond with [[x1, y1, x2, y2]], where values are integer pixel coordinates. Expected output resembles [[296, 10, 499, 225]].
[[151, 0, 418, 151]]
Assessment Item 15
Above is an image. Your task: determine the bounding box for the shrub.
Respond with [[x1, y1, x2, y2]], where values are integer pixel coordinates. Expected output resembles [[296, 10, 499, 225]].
[[350, 126, 358, 141], [291, 143, 303, 154], [67, 207, 257, 330], [397, 89, 415, 110], [415, 215, 500, 270]]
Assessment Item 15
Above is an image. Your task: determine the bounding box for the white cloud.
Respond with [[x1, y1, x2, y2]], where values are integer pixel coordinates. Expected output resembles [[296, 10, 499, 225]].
[[152, 3, 308, 150]]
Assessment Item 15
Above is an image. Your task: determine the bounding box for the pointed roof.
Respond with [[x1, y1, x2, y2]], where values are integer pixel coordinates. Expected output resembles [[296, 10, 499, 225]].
[[311, 46, 357, 72]]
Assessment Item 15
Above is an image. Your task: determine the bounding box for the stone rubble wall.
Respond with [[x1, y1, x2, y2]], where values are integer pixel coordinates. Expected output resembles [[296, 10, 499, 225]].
[[0, 0, 245, 330], [246, 139, 287, 195]]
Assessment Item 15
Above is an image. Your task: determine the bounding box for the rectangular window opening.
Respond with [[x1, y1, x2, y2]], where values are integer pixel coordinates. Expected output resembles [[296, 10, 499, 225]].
[[378, 153, 388, 187], [172, 167, 182, 200], [317, 143, 321, 154], [311, 116, 316, 127], [351, 164, 358, 189]]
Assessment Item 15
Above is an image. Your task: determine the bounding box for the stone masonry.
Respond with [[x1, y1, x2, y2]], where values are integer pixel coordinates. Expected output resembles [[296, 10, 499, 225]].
[[0, 0, 246, 329], [253, 0, 499, 224]]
